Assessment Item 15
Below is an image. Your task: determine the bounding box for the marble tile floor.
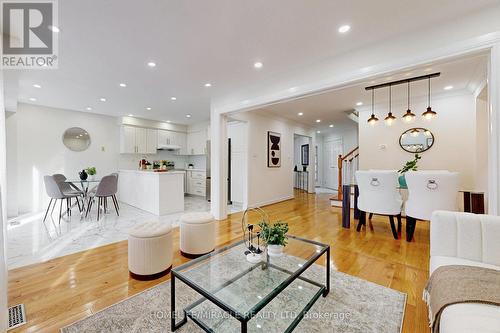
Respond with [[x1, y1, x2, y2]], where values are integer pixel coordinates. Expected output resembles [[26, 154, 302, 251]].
[[7, 196, 244, 269]]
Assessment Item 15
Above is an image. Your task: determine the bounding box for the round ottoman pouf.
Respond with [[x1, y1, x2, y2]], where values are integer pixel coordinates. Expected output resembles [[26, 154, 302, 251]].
[[128, 222, 173, 280], [180, 212, 215, 258]]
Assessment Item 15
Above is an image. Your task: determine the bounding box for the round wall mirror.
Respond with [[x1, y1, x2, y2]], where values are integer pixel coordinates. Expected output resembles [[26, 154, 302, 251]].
[[62, 127, 91, 152], [399, 128, 434, 153]]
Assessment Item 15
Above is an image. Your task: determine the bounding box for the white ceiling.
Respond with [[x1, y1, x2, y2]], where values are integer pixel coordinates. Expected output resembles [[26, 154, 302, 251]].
[[6, 0, 498, 124], [256, 53, 488, 132]]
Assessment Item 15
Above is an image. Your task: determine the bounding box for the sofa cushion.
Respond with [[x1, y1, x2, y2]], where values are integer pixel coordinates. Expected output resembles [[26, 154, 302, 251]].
[[440, 303, 500, 333], [430, 256, 500, 274]]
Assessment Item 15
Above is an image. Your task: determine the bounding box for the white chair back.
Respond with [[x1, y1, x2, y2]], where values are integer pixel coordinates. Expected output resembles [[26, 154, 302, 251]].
[[355, 170, 402, 215], [405, 171, 460, 221]]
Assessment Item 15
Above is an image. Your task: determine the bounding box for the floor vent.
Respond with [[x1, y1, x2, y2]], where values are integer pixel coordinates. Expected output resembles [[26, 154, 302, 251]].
[[8, 304, 27, 330]]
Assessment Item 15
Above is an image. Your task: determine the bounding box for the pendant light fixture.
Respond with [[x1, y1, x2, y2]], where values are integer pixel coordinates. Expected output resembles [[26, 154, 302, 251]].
[[367, 89, 379, 125], [422, 77, 437, 120], [384, 85, 396, 126], [402, 81, 416, 123]]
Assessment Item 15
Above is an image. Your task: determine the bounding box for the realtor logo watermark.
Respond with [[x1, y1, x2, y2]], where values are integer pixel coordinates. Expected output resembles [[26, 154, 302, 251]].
[[1, 0, 58, 68]]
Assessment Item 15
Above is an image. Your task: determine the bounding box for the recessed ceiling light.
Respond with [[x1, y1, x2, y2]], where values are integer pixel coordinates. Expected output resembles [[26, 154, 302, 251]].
[[204, 83, 212, 87], [146, 107, 152, 111], [99, 97, 106, 102], [186, 114, 192, 118], [147, 61, 156, 68], [329, 124, 334, 128], [338, 25, 351, 33], [298, 112, 304, 116], [242, 100, 250, 105], [316, 119, 321, 123], [170, 97, 177, 101], [356, 102, 363, 106], [317, 130, 321, 134], [29, 97, 37, 101], [253, 62, 263, 69], [48, 25, 60, 33], [85, 107, 92, 111], [444, 85, 454, 90], [128, 114, 134, 117], [289, 87, 298, 92], [119, 83, 127, 87], [33, 84, 41, 88], [166, 120, 171, 123]]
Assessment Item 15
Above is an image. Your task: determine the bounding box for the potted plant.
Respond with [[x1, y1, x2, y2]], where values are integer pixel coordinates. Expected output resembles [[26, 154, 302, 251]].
[[258, 221, 289, 257], [398, 154, 421, 188], [86, 167, 97, 180]]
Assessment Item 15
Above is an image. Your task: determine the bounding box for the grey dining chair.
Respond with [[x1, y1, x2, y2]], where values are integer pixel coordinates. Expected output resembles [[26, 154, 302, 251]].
[[53, 174, 85, 214], [86, 174, 119, 220], [43, 175, 84, 224]]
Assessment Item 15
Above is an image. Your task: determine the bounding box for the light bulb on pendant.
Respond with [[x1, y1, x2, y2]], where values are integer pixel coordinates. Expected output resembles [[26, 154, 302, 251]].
[[422, 77, 437, 120], [384, 85, 396, 126], [367, 89, 379, 126], [402, 82, 416, 123]]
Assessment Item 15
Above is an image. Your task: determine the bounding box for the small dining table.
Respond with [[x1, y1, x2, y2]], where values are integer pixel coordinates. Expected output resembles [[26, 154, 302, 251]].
[[341, 184, 485, 229], [63, 179, 102, 217]]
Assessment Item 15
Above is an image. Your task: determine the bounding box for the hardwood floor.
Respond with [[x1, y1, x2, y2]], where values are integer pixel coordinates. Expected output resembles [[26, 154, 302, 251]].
[[8, 190, 430, 332]]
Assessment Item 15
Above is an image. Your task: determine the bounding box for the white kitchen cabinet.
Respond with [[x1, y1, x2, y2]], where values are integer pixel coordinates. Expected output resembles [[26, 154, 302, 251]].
[[157, 130, 187, 154], [120, 126, 136, 154], [186, 170, 206, 196], [187, 130, 208, 155], [120, 125, 157, 154], [146, 129, 157, 154]]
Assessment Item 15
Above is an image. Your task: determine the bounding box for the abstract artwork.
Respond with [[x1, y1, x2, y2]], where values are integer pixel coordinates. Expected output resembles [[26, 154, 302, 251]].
[[267, 131, 281, 167], [301, 144, 309, 166]]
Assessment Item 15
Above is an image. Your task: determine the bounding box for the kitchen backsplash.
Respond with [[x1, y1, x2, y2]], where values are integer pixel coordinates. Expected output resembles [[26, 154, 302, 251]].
[[119, 151, 206, 170]]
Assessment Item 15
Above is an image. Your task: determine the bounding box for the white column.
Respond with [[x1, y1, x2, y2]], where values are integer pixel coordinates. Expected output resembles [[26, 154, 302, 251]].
[[210, 108, 228, 220], [488, 43, 500, 215], [0, 72, 8, 332]]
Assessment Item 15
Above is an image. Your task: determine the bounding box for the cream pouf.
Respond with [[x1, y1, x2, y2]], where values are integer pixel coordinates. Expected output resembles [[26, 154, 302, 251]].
[[128, 222, 173, 280], [180, 212, 215, 257]]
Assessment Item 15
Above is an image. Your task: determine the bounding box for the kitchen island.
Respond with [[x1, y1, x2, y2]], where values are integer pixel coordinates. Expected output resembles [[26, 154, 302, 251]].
[[118, 170, 185, 215]]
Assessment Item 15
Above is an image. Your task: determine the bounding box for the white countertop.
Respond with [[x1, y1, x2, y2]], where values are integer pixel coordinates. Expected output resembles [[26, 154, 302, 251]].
[[119, 169, 186, 175], [184, 168, 206, 172]]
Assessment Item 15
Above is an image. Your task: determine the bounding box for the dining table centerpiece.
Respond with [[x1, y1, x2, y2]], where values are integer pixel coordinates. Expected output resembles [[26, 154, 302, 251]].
[[86, 166, 97, 181], [398, 153, 421, 188]]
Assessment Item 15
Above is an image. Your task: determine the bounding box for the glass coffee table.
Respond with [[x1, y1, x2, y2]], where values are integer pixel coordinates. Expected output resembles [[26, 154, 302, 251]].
[[171, 235, 330, 332]]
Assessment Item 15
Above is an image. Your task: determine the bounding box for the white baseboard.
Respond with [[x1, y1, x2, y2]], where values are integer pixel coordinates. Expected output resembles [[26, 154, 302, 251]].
[[249, 195, 295, 209]]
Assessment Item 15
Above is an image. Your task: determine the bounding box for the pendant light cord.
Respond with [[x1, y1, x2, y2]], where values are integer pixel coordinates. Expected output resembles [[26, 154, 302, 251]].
[[389, 85, 392, 113], [428, 77, 431, 107], [371, 89, 374, 115], [407, 82, 410, 109]]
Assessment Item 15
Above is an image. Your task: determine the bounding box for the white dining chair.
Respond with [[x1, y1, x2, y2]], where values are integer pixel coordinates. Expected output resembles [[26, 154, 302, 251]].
[[404, 171, 460, 242], [355, 170, 403, 239]]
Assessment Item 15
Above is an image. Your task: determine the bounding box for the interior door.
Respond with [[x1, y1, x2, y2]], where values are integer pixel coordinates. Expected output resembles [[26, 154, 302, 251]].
[[323, 138, 343, 190]]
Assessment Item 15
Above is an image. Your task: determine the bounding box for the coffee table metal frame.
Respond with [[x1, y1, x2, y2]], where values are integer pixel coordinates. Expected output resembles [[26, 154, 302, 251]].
[[171, 235, 330, 333]]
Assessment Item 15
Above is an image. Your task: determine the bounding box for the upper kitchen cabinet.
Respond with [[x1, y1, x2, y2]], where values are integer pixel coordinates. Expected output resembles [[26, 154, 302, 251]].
[[157, 130, 187, 154], [120, 125, 157, 154], [187, 130, 207, 155]]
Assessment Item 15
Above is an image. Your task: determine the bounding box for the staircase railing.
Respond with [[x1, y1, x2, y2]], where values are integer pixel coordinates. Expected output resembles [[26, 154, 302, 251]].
[[337, 146, 359, 201]]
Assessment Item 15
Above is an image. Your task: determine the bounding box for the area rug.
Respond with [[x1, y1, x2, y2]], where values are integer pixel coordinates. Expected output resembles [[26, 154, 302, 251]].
[[61, 259, 406, 333]]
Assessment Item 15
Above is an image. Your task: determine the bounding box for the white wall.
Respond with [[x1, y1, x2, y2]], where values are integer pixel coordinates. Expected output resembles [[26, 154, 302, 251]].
[[359, 92, 476, 189], [7, 103, 121, 215], [0, 73, 8, 332], [230, 111, 315, 207]]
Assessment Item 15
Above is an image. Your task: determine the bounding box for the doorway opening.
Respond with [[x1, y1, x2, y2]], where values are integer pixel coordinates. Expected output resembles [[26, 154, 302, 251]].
[[227, 120, 248, 213]]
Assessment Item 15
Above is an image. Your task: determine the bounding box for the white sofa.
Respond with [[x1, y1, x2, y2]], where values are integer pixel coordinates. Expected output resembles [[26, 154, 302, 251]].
[[430, 211, 500, 333]]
